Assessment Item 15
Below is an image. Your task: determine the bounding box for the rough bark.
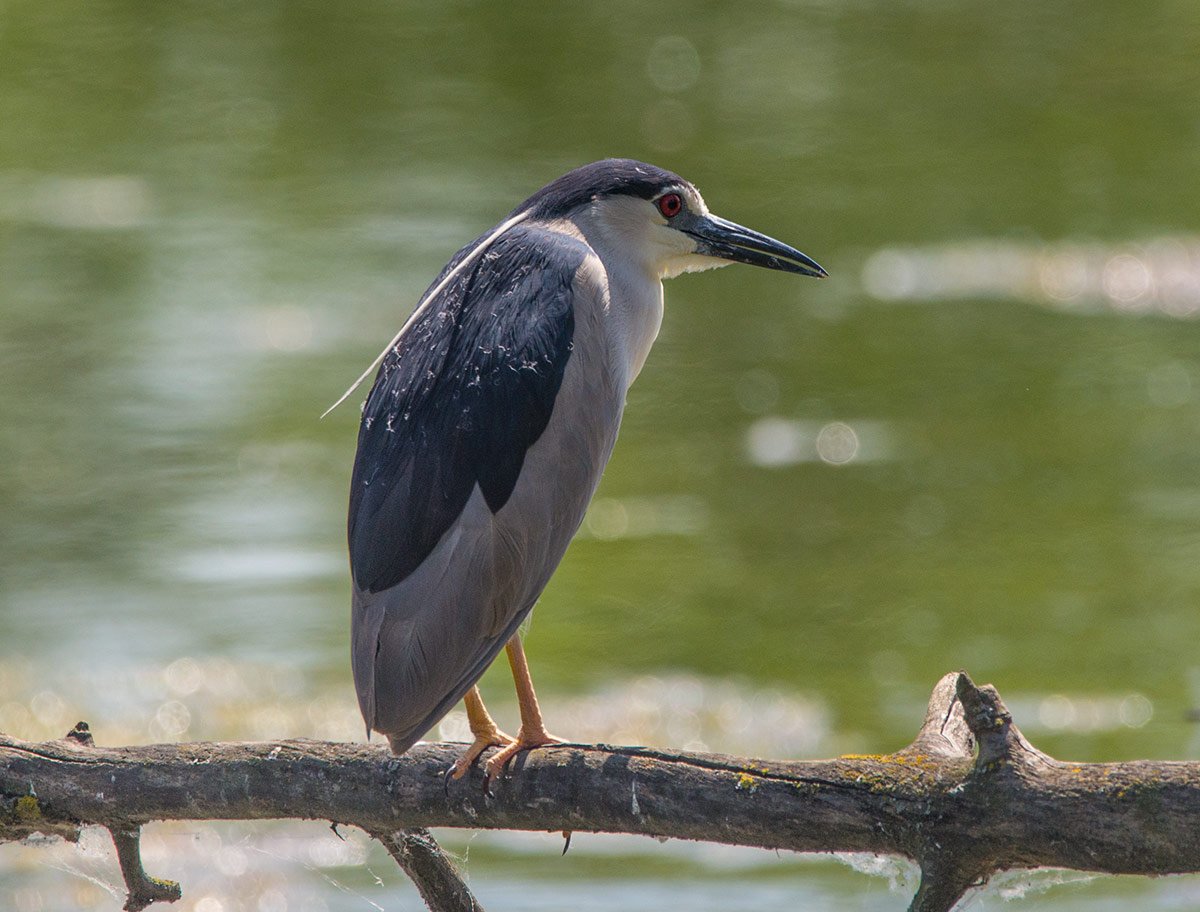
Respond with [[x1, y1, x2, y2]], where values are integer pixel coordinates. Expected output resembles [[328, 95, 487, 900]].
[[3, 672, 1199, 912], [377, 828, 486, 912]]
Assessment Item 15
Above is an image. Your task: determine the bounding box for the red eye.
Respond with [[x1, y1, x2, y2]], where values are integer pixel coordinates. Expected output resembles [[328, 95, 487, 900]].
[[657, 192, 683, 219]]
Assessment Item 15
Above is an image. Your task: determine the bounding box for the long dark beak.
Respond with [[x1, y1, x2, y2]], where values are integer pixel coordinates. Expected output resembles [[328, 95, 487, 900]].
[[685, 214, 827, 278]]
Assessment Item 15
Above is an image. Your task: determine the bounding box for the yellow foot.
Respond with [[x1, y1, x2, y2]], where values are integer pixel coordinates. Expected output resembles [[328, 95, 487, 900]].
[[448, 728, 514, 781], [482, 729, 564, 786]]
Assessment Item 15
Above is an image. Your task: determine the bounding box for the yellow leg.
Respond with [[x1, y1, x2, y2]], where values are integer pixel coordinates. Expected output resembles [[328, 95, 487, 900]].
[[483, 635, 563, 782], [448, 686, 514, 780]]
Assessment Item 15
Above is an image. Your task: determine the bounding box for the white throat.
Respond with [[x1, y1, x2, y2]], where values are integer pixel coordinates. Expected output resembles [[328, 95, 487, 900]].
[[547, 195, 730, 388], [541, 207, 664, 388]]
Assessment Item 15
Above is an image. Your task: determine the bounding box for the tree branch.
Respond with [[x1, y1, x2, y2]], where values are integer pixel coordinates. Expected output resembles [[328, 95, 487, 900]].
[[109, 826, 182, 912], [375, 828, 485, 912], [4, 672, 1199, 912]]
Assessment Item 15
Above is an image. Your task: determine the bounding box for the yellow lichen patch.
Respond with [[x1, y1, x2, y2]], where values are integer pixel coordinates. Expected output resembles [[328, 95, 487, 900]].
[[892, 754, 935, 769], [849, 771, 893, 793], [839, 752, 937, 771], [14, 795, 41, 822], [735, 772, 758, 793]]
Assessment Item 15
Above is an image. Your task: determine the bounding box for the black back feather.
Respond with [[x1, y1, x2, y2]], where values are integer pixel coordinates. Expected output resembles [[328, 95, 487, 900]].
[[348, 224, 584, 594]]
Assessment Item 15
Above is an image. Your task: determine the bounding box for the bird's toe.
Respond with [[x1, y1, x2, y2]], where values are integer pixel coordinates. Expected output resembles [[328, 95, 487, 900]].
[[448, 729, 515, 783], [481, 730, 564, 787]]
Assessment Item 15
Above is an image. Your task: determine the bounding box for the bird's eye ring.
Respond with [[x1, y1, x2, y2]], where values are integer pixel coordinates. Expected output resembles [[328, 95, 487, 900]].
[[657, 192, 683, 219]]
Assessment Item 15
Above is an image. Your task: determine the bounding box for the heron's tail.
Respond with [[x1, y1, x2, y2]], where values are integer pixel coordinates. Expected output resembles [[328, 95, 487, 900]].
[[386, 730, 421, 755]]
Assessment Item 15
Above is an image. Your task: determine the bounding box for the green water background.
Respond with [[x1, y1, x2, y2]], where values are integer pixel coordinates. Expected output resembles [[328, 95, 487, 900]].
[[3, 2, 1200, 909]]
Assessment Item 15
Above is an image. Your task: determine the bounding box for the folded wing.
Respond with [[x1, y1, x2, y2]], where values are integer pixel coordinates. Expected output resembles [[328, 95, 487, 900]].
[[348, 224, 588, 746]]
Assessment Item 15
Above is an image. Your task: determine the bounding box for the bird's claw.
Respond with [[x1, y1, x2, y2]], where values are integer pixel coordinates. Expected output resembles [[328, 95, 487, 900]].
[[445, 729, 515, 791], [480, 730, 564, 790]]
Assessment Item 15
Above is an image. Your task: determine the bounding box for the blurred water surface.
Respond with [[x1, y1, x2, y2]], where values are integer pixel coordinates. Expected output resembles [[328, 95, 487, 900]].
[[4, 1, 1200, 908]]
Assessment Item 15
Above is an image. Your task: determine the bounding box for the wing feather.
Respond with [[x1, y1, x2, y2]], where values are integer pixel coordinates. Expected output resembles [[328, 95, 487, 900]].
[[347, 223, 590, 740], [348, 224, 583, 594]]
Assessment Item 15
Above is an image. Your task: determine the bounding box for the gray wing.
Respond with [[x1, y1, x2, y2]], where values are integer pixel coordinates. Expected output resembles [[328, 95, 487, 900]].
[[349, 223, 609, 749]]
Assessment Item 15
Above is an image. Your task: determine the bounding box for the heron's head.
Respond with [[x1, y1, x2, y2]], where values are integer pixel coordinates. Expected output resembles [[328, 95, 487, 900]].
[[519, 159, 827, 281]]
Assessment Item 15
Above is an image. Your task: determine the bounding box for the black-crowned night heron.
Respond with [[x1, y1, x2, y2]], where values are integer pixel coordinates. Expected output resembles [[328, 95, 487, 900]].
[[337, 159, 825, 782]]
